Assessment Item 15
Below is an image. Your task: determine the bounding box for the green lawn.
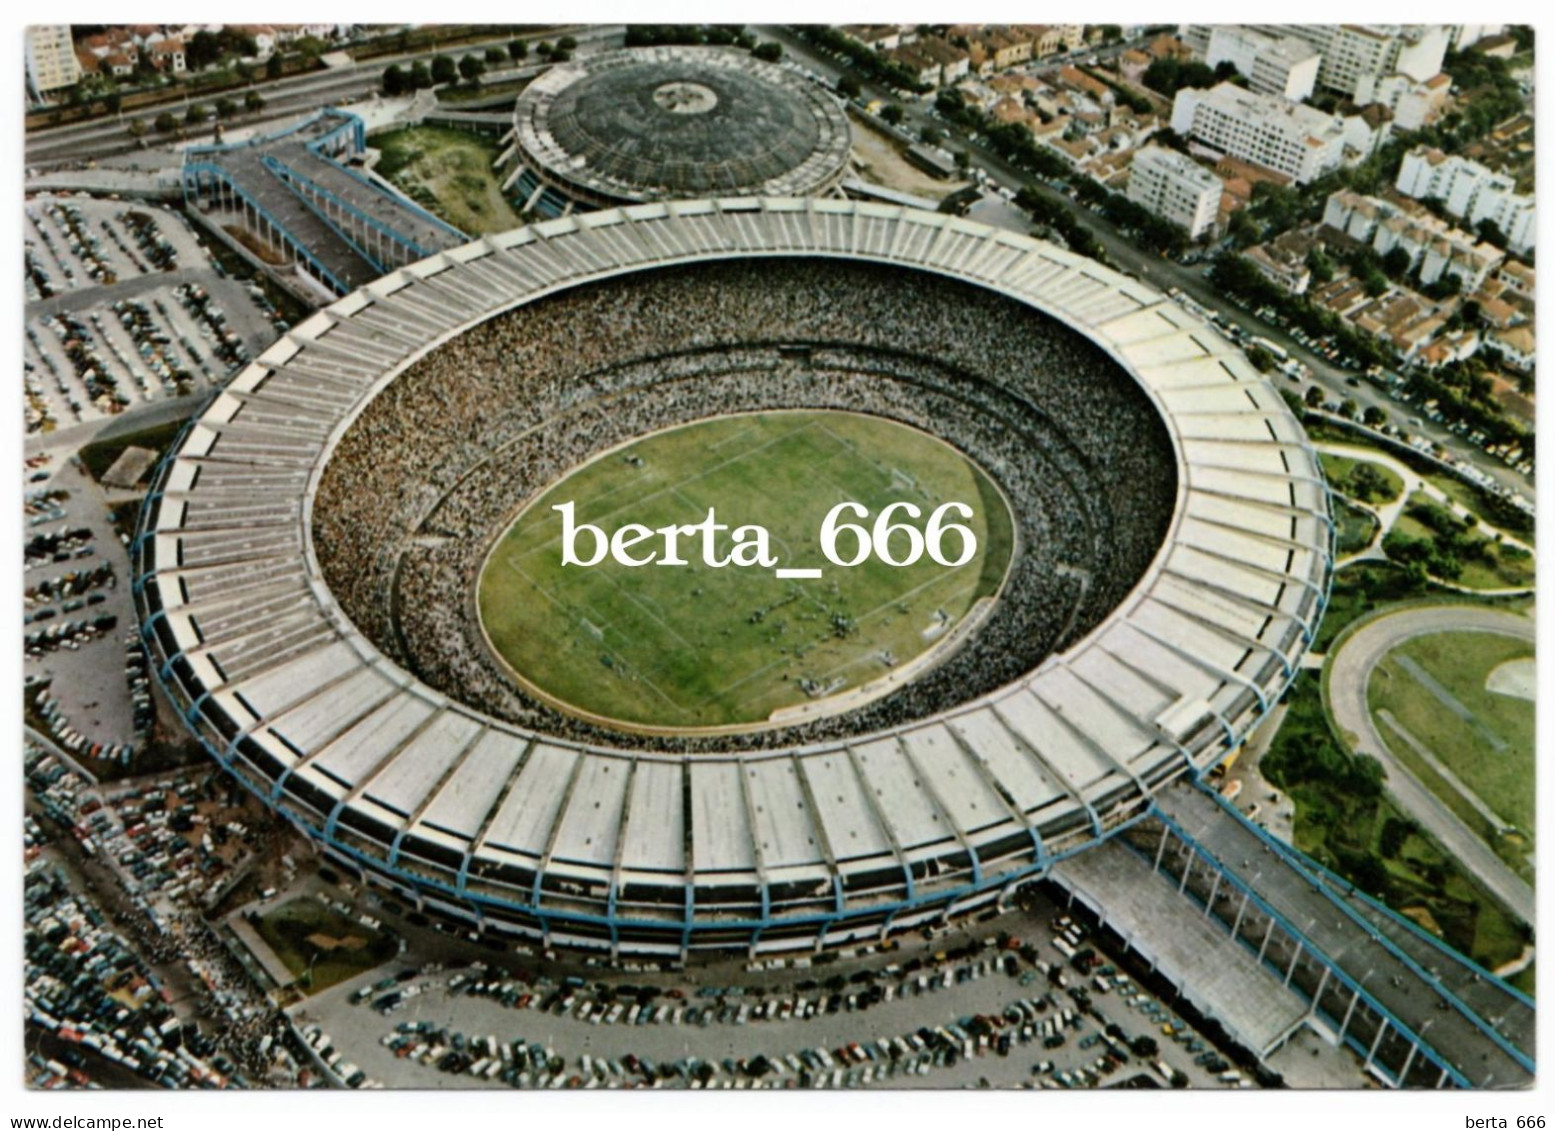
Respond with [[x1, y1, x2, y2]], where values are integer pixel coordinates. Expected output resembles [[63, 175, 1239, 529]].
[[478, 410, 1015, 731], [1268, 671, 1532, 972], [252, 898, 398, 994], [1321, 452, 1403, 504], [369, 126, 520, 236], [1368, 630, 1535, 850], [1388, 490, 1535, 590]]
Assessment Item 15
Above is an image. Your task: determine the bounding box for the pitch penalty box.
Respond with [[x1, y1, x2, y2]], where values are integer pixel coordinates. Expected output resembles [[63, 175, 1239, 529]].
[[553, 498, 981, 577]]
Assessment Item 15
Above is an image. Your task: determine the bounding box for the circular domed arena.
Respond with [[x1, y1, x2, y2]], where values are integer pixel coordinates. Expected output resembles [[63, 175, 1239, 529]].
[[511, 46, 852, 210], [132, 199, 1332, 959]]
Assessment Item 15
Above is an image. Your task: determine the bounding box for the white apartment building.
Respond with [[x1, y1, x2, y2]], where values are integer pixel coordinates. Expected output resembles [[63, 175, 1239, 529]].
[[1126, 146, 1222, 239], [1357, 72, 1451, 131], [26, 25, 81, 101], [1183, 25, 1319, 102], [1395, 146, 1535, 253], [1323, 189, 1505, 291], [1170, 83, 1345, 184], [1246, 24, 1449, 98]]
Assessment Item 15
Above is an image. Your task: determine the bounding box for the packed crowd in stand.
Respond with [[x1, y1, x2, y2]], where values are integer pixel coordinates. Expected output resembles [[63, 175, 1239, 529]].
[[312, 259, 1177, 751]]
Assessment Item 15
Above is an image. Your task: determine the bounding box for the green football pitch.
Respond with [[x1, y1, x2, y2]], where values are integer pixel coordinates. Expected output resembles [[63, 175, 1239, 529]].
[[477, 410, 1015, 732]]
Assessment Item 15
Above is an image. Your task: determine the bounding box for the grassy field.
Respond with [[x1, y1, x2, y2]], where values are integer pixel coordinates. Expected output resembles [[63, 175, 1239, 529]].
[[369, 126, 520, 236], [1265, 671, 1531, 974], [1320, 452, 1403, 504], [1389, 490, 1535, 590], [252, 898, 397, 994], [1368, 630, 1535, 857], [478, 411, 1014, 731]]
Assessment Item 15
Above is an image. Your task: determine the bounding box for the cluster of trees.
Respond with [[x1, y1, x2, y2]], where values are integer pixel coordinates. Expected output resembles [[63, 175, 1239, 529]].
[[1068, 176, 1192, 256], [624, 25, 754, 50], [185, 28, 259, 71], [1207, 255, 1395, 372], [1013, 186, 1106, 261], [797, 25, 930, 94], [932, 88, 1071, 183], [1141, 56, 1236, 98], [1382, 497, 1502, 581], [1226, 181, 1322, 250], [1259, 672, 1391, 896]]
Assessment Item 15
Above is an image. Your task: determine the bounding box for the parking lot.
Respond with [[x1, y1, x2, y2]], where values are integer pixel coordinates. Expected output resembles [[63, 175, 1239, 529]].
[[24, 193, 283, 433], [285, 882, 1257, 1091]]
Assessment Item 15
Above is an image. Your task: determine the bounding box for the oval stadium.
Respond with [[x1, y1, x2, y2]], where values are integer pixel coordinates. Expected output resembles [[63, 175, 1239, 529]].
[[132, 198, 1333, 959], [511, 46, 852, 212]]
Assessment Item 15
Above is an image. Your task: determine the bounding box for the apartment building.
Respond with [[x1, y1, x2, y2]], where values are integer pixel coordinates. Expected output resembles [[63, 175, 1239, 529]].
[[1246, 24, 1449, 98], [1184, 25, 1320, 102], [26, 25, 82, 100], [1126, 146, 1221, 239], [1170, 83, 1346, 184], [1395, 146, 1535, 253], [1323, 189, 1505, 291]]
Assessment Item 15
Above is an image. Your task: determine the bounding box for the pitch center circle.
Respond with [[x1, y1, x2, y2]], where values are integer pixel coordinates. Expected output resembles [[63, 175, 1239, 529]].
[[652, 81, 719, 114], [475, 409, 1016, 737]]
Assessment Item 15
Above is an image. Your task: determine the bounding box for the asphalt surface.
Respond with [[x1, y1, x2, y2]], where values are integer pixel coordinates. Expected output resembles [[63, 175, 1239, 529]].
[[1324, 605, 1536, 925]]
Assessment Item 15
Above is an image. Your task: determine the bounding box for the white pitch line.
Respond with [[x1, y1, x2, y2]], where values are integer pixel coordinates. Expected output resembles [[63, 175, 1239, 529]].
[[775, 568, 824, 579]]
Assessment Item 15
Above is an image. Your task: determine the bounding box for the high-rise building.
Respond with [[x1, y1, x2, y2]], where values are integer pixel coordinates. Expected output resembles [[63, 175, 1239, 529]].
[[25, 25, 82, 101], [1183, 25, 1320, 102], [1245, 24, 1448, 98], [1126, 146, 1222, 239], [1170, 83, 1346, 184]]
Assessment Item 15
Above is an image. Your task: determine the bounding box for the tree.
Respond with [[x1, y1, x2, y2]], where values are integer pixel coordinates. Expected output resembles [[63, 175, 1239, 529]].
[[1381, 245, 1412, 279], [557, 35, 577, 50], [485, 46, 506, 65], [1306, 247, 1334, 285], [154, 112, 177, 135], [1363, 405, 1388, 428], [879, 103, 904, 126], [382, 64, 407, 97], [508, 39, 529, 62], [409, 61, 433, 90], [431, 54, 458, 85], [245, 90, 265, 114], [458, 54, 486, 85], [836, 74, 861, 99], [266, 53, 284, 80], [127, 117, 148, 140], [1340, 397, 1360, 419], [1304, 385, 1326, 408], [184, 104, 210, 126], [919, 125, 942, 145], [752, 41, 783, 62], [104, 90, 122, 115], [214, 97, 238, 120]]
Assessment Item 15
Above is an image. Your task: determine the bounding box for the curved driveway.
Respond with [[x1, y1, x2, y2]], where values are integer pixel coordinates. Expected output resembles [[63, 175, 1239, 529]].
[[1326, 604, 1535, 924]]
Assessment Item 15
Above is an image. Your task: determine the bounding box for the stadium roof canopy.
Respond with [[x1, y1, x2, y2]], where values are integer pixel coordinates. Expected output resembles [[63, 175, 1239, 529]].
[[134, 199, 1331, 950], [514, 47, 853, 205]]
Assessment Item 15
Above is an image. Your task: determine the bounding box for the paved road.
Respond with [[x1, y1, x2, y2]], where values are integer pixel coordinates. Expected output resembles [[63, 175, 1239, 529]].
[[1325, 605, 1535, 925]]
